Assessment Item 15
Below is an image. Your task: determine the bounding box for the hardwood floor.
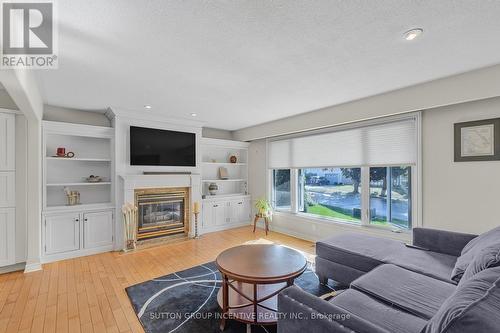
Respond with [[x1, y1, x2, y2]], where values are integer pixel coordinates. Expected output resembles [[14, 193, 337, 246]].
[[0, 226, 314, 333]]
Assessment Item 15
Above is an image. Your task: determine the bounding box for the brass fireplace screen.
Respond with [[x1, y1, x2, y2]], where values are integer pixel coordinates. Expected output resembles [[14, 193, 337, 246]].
[[134, 187, 190, 240]]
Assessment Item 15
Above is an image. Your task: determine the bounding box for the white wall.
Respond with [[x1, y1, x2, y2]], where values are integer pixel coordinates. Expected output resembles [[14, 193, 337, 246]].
[[202, 127, 234, 140], [43, 105, 110, 127], [423, 97, 500, 234], [0, 89, 18, 110], [248, 139, 267, 212]]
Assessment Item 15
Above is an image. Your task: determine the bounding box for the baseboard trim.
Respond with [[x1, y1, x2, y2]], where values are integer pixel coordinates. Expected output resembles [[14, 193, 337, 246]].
[[266, 224, 317, 243], [24, 262, 42, 273], [200, 221, 251, 235], [0, 262, 26, 274], [41, 245, 114, 264]]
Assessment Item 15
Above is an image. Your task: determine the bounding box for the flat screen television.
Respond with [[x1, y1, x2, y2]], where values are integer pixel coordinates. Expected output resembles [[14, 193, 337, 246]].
[[130, 126, 196, 166]]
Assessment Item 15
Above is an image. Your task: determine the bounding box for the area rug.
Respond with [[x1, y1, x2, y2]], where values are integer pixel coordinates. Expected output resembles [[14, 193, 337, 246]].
[[126, 260, 336, 333]]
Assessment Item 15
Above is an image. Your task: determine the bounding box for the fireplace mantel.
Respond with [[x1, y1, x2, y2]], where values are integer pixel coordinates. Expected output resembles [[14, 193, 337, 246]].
[[117, 173, 202, 249], [120, 174, 201, 190]]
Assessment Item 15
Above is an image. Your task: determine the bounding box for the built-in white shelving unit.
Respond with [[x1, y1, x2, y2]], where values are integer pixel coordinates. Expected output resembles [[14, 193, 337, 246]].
[[41, 121, 115, 263], [43, 122, 114, 210], [200, 138, 250, 198], [201, 138, 249, 198], [200, 138, 252, 233]]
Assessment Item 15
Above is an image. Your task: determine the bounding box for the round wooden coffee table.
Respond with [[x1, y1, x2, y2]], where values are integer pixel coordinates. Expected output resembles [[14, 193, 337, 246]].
[[216, 244, 307, 330]]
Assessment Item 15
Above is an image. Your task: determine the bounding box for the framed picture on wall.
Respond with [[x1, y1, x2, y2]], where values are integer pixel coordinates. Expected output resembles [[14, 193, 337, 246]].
[[454, 118, 500, 162]]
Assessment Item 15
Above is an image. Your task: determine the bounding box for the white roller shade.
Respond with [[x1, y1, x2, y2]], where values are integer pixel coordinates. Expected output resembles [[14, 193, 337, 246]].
[[268, 118, 417, 168]]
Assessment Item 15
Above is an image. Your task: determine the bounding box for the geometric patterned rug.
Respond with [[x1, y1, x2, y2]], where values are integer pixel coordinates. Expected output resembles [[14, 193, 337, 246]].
[[126, 254, 336, 333]]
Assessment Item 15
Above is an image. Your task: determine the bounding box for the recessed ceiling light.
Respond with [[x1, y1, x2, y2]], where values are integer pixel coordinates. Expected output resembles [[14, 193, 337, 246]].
[[190, 113, 197, 117], [144, 105, 152, 110], [404, 28, 423, 41]]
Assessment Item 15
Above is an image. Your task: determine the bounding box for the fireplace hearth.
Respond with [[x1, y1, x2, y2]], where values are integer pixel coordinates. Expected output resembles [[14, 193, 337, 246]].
[[134, 187, 190, 240]]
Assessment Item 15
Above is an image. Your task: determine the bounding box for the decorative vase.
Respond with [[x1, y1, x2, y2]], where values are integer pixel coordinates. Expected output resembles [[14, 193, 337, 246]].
[[208, 182, 219, 195], [122, 203, 137, 252], [229, 155, 237, 163]]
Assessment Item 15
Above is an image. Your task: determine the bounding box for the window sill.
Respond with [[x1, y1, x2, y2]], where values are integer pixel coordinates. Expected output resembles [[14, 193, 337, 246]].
[[272, 210, 412, 241]]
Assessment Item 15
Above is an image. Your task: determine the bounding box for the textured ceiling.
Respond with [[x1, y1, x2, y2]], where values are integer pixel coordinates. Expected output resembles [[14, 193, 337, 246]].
[[37, 0, 500, 130]]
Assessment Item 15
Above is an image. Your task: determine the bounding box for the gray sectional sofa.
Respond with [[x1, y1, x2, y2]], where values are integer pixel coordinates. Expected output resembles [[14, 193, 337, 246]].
[[277, 227, 500, 333]]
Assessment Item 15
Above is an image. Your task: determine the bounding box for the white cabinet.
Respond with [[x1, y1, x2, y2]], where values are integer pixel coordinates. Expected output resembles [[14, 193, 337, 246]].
[[0, 208, 15, 266], [42, 209, 114, 262], [0, 113, 15, 268], [44, 213, 80, 255], [202, 201, 226, 227], [225, 201, 238, 223], [202, 202, 214, 228], [227, 200, 250, 223], [226, 198, 251, 224], [0, 113, 15, 171], [0, 171, 15, 208], [202, 195, 251, 232], [83, 211, 113, 249], [214, 203, 226, 226], [237, 198, 252, 222]]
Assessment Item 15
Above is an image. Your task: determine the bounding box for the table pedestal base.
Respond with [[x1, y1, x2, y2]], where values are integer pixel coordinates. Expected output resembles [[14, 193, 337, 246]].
[[217, 275, 295, 330]]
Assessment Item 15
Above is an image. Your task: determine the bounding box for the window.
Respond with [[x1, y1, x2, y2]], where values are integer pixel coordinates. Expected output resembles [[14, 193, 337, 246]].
[[267, 115, 420, 230], [369, 166, 411, 229], [299, 168, 361, 223], [272, 169, 291, 210]]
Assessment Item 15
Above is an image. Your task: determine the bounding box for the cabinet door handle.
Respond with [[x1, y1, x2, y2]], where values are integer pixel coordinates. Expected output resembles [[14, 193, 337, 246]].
[[84, 218, 88, 223], [213, 204, 218, 207], [75, 218, 79, 222], [238, 202, 243, 205]]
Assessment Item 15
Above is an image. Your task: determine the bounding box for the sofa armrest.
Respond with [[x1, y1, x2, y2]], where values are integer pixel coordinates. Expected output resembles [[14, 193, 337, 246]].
[[412, 227, 477, 256], [278, 286, 390, 333]]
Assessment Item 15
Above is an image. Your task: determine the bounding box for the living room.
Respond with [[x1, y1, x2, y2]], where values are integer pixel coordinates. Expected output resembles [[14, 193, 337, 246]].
[[0, 1, 499, 333]]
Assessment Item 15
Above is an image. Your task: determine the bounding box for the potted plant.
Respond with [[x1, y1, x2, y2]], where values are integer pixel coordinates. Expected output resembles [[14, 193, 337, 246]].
[[255, 198, 273, 221]]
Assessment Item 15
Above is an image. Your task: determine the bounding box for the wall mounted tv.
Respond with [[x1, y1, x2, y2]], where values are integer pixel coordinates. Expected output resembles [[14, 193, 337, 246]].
[[130, 126, 196, 166]]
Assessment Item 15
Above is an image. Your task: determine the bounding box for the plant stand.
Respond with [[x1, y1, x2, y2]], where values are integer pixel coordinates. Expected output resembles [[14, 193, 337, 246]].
[[252, 213, 270, 235]]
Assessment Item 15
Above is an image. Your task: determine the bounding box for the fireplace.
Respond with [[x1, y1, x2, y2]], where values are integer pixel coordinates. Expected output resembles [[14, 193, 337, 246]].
[[134, 187, 190, 241]]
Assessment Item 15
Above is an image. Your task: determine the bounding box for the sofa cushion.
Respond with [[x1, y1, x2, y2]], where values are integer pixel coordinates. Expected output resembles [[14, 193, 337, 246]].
[[351, 264, 456, 319], [330, 289, 427, 333], [317, 233, 457, 283], [451, 226, 500, 282], [278, 286, 391, 333], [424, 266, 500, 333], [316, 233, 385, 273], [459, 242, 500, 284], [383, 248, 457, 284]]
